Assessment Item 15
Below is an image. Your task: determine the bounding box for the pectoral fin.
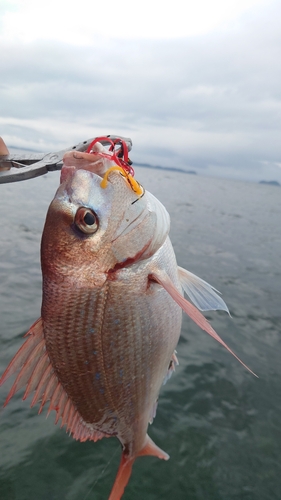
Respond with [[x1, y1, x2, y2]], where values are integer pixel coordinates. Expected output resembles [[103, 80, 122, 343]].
[[178, 266, 230, 313], [150, 269, 257, 377]]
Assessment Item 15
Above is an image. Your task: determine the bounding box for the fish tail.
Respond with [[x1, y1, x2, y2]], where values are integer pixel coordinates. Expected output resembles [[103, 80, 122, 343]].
[[109, 434, 169, 500], [108, 454, 133, 500]]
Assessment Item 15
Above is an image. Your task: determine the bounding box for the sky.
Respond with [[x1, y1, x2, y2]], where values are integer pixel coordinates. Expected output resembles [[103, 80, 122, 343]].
[[0, 0, 281, 182]]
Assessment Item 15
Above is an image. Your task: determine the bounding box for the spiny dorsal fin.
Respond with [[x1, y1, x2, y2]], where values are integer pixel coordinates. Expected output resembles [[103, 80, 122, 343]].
[[0, 318, 44, 387], [0, 318, 110, 442]]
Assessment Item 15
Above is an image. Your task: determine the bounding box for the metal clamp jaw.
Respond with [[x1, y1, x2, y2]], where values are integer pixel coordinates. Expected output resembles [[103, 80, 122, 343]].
[[0, 135, 133, 184]]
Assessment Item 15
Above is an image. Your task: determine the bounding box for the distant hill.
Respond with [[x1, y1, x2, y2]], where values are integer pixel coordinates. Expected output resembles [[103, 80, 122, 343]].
[[134, 162, 197, 175], [259, 180, 280, 186]]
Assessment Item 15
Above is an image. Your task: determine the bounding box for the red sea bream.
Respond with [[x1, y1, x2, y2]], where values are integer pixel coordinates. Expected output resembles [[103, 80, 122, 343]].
[[0, 140, 254, 499]]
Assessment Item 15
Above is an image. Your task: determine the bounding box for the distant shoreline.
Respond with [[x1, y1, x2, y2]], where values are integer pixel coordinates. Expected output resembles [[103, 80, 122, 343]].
[[259, 180, 280, 186], [134, 162, 197, 175]]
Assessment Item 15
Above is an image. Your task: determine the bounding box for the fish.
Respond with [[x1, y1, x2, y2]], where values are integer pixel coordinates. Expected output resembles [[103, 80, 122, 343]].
[[0, 139, 255, 499]]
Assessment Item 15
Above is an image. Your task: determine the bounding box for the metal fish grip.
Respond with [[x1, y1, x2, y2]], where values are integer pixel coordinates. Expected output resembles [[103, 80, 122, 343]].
[[0, 135, 133, 184]]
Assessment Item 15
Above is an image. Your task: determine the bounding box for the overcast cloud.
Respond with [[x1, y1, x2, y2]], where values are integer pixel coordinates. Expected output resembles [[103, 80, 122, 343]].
[[1, 1, 281, 182]]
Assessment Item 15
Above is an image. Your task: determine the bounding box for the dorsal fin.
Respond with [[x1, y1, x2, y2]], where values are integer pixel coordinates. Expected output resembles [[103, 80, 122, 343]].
[[0, 318, 110, 442]]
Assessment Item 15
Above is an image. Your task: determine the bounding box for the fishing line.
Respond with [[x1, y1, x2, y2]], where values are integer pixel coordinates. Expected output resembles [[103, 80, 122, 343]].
[[82, 444, 119, 500]]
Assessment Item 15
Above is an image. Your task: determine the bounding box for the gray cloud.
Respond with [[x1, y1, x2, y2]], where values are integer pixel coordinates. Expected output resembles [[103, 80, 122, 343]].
[[1, 1, 281, 182]]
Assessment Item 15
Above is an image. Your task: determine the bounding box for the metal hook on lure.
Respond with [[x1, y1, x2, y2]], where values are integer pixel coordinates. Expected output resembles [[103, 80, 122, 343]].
[[86, 136, 134, 176]]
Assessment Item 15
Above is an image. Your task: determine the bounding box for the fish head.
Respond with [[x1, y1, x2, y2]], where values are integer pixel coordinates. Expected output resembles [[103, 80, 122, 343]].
[[41, 163, 170, 279]]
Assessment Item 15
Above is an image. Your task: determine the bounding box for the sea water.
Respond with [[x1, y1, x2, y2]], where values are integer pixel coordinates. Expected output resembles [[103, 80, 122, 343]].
[[0, 165, 280, 500]]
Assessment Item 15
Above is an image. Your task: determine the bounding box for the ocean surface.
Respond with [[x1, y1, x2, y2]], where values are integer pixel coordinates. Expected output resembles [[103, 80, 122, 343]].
[[0, 163, 280, 500]]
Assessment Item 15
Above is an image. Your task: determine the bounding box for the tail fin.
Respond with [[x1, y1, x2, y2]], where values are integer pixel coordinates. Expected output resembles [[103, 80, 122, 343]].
[[108, 434, 169, 500]]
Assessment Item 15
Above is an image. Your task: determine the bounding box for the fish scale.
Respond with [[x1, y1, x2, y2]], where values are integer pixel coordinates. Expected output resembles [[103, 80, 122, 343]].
[[43, 286, 111, 425]]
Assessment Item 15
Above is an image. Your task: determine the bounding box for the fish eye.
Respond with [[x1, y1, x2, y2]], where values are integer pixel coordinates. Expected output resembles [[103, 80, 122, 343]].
[[74, 207, 98, 234]]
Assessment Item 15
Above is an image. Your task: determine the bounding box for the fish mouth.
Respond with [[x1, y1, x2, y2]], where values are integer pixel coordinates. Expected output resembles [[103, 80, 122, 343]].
[[62, 149, 110, 177]]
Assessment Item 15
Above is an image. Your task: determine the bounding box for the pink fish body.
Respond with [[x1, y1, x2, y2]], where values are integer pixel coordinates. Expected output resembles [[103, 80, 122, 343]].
[[0, 143, 255, 499]]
